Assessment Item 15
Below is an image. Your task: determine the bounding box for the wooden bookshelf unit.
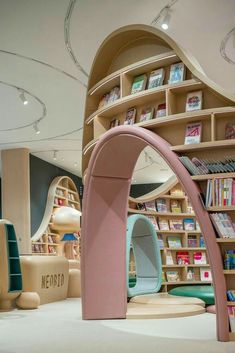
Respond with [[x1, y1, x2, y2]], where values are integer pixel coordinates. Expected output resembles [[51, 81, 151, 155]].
[[82, 25, 235, 340], [31, 176, 81, 258], [128, 181, 211, 292]]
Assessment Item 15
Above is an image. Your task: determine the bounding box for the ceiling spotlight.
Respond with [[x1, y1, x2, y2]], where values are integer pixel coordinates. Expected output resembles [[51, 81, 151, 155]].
[[33, 122, 40, 135], [161, 8, 171, 30], [53, 150, 58, 160], [19, 89, 28, 105], [74, 162, 78, 167]]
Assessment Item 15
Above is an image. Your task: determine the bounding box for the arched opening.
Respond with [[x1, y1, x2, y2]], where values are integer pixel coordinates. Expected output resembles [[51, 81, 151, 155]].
[[81, 125, 229, 342]]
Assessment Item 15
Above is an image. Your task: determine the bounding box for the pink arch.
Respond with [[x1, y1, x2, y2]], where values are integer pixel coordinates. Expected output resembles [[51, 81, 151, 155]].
[[81, 126, 229, 341]]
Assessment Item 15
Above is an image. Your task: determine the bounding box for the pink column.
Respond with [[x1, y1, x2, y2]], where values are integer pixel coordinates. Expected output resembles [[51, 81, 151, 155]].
[[81, 126, 229, 341]]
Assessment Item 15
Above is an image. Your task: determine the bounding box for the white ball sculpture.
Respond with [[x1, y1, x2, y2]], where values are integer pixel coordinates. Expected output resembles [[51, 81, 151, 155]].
[[52, 206, 81, 259]]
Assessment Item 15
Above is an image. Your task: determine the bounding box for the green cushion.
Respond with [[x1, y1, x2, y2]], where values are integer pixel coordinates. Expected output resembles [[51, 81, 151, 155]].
[[169, 285, 214, 305]]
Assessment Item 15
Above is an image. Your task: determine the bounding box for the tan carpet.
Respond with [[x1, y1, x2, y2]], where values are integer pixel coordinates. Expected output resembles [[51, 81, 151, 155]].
[[0, 298, 234, 353]]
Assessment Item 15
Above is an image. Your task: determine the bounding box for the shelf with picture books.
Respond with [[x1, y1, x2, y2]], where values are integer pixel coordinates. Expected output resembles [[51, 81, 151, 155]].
[[128, 182, 211, 291], [31, 176, 81, 258]]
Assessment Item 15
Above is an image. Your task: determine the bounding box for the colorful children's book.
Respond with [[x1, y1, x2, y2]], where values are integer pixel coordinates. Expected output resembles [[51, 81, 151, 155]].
[[193, 251, 207, 264], [167, 236, 182, 248], [183, 218, 195, 231], [155, 103, 167, 118], [147, 68, 165, 89], [156, 199, 168, 213], [124, 107, 137, 125], [158, 218, 169, 230], [176, 251, 190, 265], [184, 122, 202, 144], [200, 267, 212, 282], [139, 107, 154, 122], [170, 200, 182, 213], [169, 219, 183, 230], [144, 201, 156, 212], [131, 74, 147, 94], [185, 91, 203, 112], [168, 62, 185, 84], [188, 235, 198, 247], [166, 270, 180, 282]]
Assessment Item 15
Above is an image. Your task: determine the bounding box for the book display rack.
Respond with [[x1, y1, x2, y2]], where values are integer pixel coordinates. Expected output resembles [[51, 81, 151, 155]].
[[82, 26, 235, 340], [128, 182, 211, 292], [31, 176, 81, 258]]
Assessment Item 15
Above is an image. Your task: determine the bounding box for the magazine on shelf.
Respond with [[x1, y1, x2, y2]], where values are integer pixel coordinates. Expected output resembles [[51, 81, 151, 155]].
[[184, 122, 202, 144], [123, 107, 137, 125], [166, 250, 174, 265], [144, 201, 156, 212], [200, 235, 205, 247], [188, 235, 198, 247], [155, 103, 167, 118], [187, 268, 195, 281], [131, 74, 147, 94], [166, 270, 180, 282], [167, 236, 182, 248], [193, 251, 207, 264], [169, 219, 183, 230], [107, 86, 120, 104], [170, 200, 182, 213], [225, 123, 235, 140], [156, 198, 168, 213], [157, 234, 164, 249], [176, 251, 190, 265], [210, 212, 235, 238], [185, 91, 203, 112], [224, 250, 235, 270], [137, 203, 146, 211], [158, 218, 169, 230], [109, 118, 120, 129], [227, 290, 235, 301], [228, 306, 235, 332], [200, 267, 212, 282], [139, 107, 154, 122], [147, 216, 159, 230], [183, 218, 195, 231], [168, 62, 185, 84], [147, 68, 165, 89]]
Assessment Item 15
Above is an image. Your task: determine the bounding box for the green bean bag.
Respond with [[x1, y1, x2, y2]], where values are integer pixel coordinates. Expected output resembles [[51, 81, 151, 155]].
[[169, 285, 215, 305]]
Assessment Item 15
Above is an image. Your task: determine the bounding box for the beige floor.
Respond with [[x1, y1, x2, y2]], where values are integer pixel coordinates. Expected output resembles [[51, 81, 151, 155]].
[[0, 298, 235, 353]]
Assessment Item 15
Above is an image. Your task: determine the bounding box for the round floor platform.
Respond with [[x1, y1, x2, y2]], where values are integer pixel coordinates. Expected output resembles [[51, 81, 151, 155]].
[[126, 302, 205, 319], [130, 293, 205, 307]]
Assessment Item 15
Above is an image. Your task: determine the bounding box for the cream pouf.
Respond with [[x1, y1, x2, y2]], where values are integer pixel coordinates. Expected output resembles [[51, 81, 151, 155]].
[[16, 292, 40, 309], [67, 269, 81, 298]]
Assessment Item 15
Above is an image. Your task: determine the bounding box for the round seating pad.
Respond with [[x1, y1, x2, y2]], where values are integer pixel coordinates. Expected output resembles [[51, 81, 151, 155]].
[[127, 303, 205, 319], [169, 285, 214, 305], [130, 293, 205, 306]]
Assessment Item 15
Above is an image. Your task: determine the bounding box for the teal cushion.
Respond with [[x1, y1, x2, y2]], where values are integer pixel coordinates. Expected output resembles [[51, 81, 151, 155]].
[[169, 285, 214, 305]]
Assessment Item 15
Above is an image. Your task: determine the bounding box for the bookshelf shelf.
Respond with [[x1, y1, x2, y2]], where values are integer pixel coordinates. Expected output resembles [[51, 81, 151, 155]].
[[171, 139, 235, 153], [207, 206, 235, 212], [224, 270, 235, 275], [192, 173, 235, 181], [216, 238, 235, 243], [128, 182, 210, 291], [31, 176, 81, 258], [228, 302, 235, 306]]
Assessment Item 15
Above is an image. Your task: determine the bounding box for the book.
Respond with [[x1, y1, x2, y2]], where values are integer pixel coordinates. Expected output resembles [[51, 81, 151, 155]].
[[188, 235, 198, 247], [166, 250, 174, 265], [184, 122, 202, 144], [107, 86, 120, 103], [187, 268, 195, 281], [227, 290, 235, 301], [147, 68, 165, 89], [228, 306, 235, 332], [176, 251, 190, 265], [166, 270, 180, 282], [224, 250, 235, 269], [155, 103, 166, 118], [139, 107, 154, 122], [183, 218, 195, 231], [168, 62, 185, 84], [185, 91, 203, 112], [200, 267, 212, 282], [147, 216, 159, 231], [144, 201, 156, 211], [167, 236, 182, 248], [98, 93, 110, 109], [200, 235, 205, 247], [162, 271, 166, 282], [170, 186, 185, 196], [210, 212, 235, 238], [193, 251, 207, 264], [158, 218, 169, 230], [137, 203, 146, 211], [170, 200, 182, 213], [156, 199, 168, 212], [124, 107, 136, 125], [169, 219, 183, 230], [225, 123, 235, 139], [109, 118, 120, 129], [157, 234, 164, 249], [131, 74, 147, 94]]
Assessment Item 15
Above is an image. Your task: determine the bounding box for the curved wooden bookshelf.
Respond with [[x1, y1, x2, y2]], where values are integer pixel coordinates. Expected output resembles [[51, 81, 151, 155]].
[[128, 182, 211, 292], [31, 176, 81, 257], [82, 24, 235, 340]]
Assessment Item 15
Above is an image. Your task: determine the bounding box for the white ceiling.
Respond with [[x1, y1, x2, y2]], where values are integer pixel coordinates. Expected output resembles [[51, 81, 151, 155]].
[[0, 0, 234, 183]]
